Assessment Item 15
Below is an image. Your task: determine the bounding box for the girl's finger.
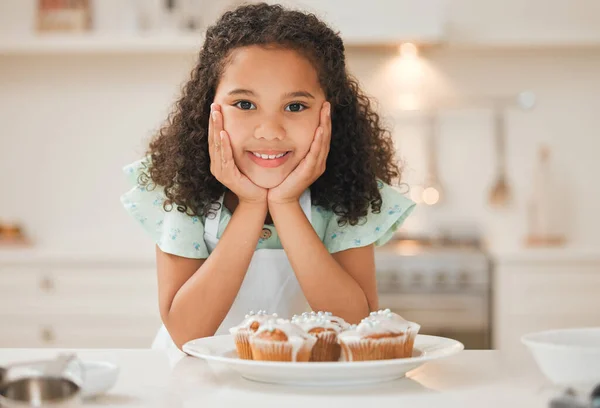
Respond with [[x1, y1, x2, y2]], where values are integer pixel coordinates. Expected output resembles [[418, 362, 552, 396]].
[[291, 129, 321, 181], [208, 103, 215, 148], [213, 109, 224, 153], [321, 102, 332, 159], [220, 130, 234, 170], [325, 102, 332, 153], [208, 104, 224, 177], [306, 127, 323, 169], [208, 110, 214, 163], [208, 104, 221, 157], [208, 105, 216, 174]]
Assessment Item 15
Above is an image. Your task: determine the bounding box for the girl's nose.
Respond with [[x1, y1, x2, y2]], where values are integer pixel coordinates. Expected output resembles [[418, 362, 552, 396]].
[[254, 120, 286, 141]]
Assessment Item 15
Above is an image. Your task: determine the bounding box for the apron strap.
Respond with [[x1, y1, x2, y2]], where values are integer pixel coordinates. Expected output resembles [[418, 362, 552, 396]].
[[204, 194, 225, 237]]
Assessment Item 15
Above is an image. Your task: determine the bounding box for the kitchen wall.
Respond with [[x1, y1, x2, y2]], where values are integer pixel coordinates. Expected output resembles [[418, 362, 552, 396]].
[[1, 0, 600, 258], [386, 47, 600, 250]]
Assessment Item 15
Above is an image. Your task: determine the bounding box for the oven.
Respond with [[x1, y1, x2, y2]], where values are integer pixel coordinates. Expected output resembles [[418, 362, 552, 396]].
[[374, 242, 492, 349]]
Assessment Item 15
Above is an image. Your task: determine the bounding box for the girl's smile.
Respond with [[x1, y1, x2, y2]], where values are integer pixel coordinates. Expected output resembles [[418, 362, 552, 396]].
[[247, 150, 292, 168]]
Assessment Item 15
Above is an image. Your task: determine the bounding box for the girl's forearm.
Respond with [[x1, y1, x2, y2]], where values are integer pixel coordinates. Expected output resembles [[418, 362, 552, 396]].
[[165, 201, 267, 347], [270, 201, 369, 323]]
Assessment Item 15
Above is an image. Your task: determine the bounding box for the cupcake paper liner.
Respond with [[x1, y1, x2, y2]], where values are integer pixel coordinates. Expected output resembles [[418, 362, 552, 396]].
[[233, 330, 253, 360], [309, 331, 341, 362], [339, 335, 412, 361], [249, 338, 314, 362], [404, 327, 418, 358]]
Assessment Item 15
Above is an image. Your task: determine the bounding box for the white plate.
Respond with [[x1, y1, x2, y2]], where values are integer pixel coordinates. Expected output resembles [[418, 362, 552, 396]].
[[183, 334, 464, 386]]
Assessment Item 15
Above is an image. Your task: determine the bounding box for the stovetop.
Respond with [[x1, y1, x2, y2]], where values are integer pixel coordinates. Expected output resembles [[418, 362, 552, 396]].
[[374, 235, 491, 293]]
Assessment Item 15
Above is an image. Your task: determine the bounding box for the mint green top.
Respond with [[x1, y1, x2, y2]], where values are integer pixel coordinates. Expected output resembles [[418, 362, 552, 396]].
[[120, 157, 416, 259]]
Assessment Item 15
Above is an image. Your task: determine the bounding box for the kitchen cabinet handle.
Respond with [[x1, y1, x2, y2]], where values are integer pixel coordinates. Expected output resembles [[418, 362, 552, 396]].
[[41, 327, 55, 344], [39, 276, 55, 292], [458, 271, 470, 289]]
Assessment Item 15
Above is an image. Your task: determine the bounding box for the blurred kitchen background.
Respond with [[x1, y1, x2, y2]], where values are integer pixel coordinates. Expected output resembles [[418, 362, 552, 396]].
[[1, 0, 599, 362]]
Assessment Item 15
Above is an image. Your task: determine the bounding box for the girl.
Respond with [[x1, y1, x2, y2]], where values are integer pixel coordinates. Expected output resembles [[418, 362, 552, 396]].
[[121, 3, 415, 352]]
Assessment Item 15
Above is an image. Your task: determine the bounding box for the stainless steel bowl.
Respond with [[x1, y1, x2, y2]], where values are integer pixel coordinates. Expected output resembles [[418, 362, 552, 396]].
[[0, 376, 81, 407]]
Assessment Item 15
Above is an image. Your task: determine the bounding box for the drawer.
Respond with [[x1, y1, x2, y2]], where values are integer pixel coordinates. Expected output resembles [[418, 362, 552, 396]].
[[506, 271, 600, 315], [0, 265, 43, 297], [0, 266, 159, 315], [41, 266, 157, 295], [0, 314, 162, 348], [380, 293, 489, 330]]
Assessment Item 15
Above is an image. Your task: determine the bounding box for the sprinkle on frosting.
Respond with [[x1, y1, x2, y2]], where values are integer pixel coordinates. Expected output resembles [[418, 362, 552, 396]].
[[291, 314, 342, 333], [244, 310, 278, 319], [338, 310, 420, 341], [292, 311, 349, 331], [368, 309, 394, 318], [229, 310, 279, 335]]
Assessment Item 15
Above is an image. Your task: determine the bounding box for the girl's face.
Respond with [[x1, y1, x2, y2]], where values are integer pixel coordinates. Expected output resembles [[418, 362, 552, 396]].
[[214, 45, 326, 189]]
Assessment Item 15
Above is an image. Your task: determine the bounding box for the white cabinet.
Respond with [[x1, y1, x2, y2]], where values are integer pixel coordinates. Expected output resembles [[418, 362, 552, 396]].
[[0, 258, 161, 348], [448, 0, 600, 47], [273, 0, 447, 45], [493, 250, 600, 362]]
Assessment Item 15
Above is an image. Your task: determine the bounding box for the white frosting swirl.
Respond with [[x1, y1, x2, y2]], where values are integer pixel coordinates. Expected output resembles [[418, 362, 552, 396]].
[[255, 319, 311, 338], [366, 308, 405, 321], [291, 311, 349, 331], [338, 311, 419, 341], [228, 310, 278, 334], [253, 319, 316, 361], [290, 314, 341, 333]]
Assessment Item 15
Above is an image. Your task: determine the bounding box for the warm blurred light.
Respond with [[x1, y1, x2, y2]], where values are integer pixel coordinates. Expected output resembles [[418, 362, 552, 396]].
[[399, 42, 418, 59], [398, 93, 420, 110], [389, 43, 425, 110], [422, 187, 440, 205], [410, 185, 425, 203]]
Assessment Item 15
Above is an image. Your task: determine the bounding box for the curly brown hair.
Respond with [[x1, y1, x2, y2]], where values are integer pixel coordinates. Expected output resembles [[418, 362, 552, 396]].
[[141, 2, 401, 226]]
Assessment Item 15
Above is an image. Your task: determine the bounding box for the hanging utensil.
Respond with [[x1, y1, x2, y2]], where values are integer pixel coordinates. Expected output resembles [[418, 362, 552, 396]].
[[488, 106, 511, 208], [422, 111, 444, 206]]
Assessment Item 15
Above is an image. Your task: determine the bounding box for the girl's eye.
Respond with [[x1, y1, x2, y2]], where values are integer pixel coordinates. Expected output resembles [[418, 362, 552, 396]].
[[285, 103, 307, 112], [235, 100, 256, 110]]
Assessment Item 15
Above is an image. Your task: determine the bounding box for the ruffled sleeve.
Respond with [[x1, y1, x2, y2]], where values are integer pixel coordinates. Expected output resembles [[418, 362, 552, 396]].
[[120, 157, 209, 259], [323, 180, 416, 254]]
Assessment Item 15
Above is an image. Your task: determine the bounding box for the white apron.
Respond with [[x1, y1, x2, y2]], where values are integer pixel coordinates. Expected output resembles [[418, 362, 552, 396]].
[[151, 190, 312, 352]]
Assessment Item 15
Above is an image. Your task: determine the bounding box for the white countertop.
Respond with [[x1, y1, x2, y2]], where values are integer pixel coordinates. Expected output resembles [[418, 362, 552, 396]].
[[0, 348, 567, 407]]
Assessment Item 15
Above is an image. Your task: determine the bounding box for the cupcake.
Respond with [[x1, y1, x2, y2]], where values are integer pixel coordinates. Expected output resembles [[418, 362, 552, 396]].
[[318, 311, 350, 331], [291, 312, 345, 362], [338, 309, 420, 361], [367, 309, 420, 357], [249, 319, 316, 362], [229, 310, 278, 360], [367, 309, 405, 322], [294, 311, 350, 329]]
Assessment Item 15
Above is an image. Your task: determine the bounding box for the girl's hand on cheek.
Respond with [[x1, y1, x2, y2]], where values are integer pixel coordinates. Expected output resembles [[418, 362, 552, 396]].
[[268, 101, 331, 206], [209, 104, 267, 205]]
